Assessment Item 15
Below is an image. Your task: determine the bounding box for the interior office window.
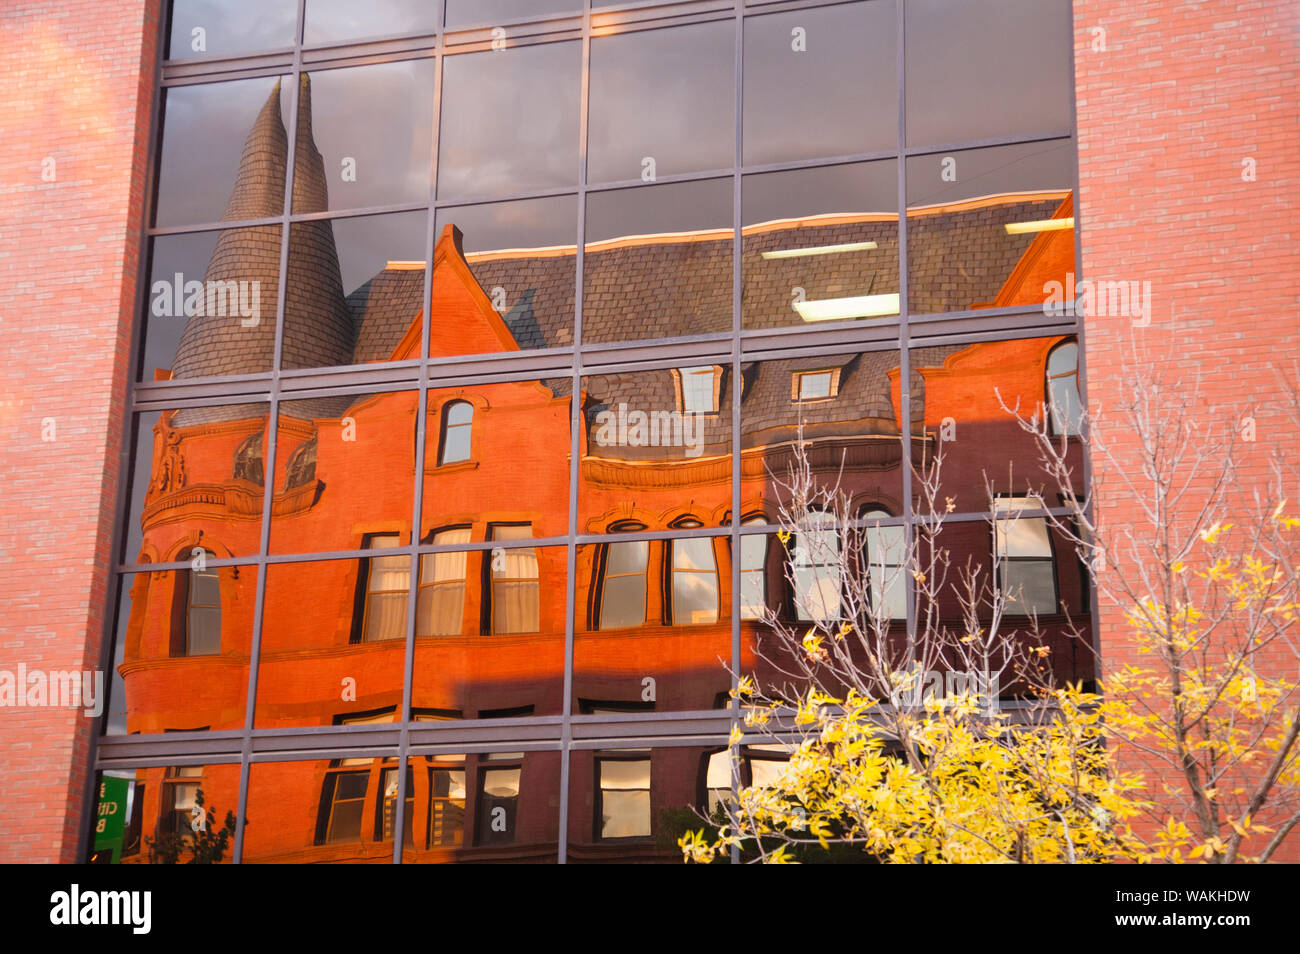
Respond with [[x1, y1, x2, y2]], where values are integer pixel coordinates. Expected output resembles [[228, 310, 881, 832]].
[[597, 755, 652, 839], [425, 756, 467, 848], [1046, 338, 1083, 436], [159, 765, 202, 835], [669, 521, 719, 625], [793, 511, 841, 622], [993, 497, 1058, 616], [678, 366, 719, 414], [476, 757, 522, 846], [489, 524, 540, 634], [185, 555, 221, 656], [361, 534, 409, 641], [599, 527, 649, 629], [417, 527, 471, 636], [739, 515, 769, 620], [863, 508, 907, 620], [439, 401, 474, 465]]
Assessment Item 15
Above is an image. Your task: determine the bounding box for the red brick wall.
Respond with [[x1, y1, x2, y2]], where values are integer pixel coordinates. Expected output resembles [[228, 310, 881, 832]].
[[1074, 0, 1300, 858], [0, 0, 160, 862]]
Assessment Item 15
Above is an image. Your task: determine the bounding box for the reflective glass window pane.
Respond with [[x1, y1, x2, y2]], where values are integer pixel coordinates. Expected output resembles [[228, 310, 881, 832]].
[[91, 764, 239, 863], [740, 354, 907, 526], [916, 521, 1088, 681], [568, 747, 713, 861], [283, 210, 428, 370], [743, 1, 896, 165], [401, 752, 560, 863], [304, 0, 439, 44], [445, 0, 579, 28], [578, 539, 731, 711], [412, 545, 566, 716], [584, 177, 733, 344], [588, 22, 734, 183], [246, 758, 423, 862], [432, 195, 577, 356], [421, 379, 570, 541], [122, 403, 270, 565], [438, 42, 580, 200], [292, 62, 435, 212], [910, 337, 1086, 511], [155, 76, 289, 227], [905, 0, 1072, 147], [254, 557, 408, 728], [268, 393, 418, 555], [105, 569, 254, 737], [581, 364, 733, 529], [906, 140, 1075, 315], [168, 0, 297, 59], [743, 161, 898, 331], [140, 226, 282, 381]]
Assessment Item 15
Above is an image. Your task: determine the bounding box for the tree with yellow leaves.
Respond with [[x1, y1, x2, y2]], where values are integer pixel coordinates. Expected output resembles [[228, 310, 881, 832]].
[[682, 347, 1300, 864]]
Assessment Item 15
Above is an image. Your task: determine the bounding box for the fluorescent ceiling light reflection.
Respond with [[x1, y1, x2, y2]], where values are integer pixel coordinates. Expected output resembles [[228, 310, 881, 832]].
[[1004, 217, 1075, 235], [793, 293, 900, 322], [761, 240, 878, 260]]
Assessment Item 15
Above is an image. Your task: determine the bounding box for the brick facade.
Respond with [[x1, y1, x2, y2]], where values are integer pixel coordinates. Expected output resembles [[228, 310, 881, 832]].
[[0, 0, 160, 862], [1075, 0, 1300, 857]]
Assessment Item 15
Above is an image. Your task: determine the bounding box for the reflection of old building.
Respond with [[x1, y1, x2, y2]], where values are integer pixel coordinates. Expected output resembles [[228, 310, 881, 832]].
[[114, 67, 1087, 864]]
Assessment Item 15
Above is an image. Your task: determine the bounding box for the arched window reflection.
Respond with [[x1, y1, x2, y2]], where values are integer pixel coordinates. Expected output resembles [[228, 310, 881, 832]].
[[1046, 338, 1082, 436], [668, 519, 718, 625], [285, 435, 317, 490], [176, 552, 220, 657], [440, 401, 474, 465], [793, 511, 840, 622], [598, 523, 648, 629], [233, 431, 264, 485], [862, 507, 906, 620]]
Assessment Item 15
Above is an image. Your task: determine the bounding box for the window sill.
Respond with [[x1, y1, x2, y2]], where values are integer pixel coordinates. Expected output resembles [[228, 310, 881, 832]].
[[425, 459, 479, 475]]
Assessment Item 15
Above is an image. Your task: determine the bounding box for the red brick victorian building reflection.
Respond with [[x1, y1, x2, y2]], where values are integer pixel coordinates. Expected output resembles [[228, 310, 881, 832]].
[[117, 78, 1087, 862]]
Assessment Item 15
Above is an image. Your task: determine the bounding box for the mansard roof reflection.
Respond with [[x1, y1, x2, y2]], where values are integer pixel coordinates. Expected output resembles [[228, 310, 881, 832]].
[[167, 77, 1072, 433]]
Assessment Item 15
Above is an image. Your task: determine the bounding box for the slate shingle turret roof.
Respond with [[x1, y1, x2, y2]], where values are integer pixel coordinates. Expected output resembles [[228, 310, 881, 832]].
[[172, 76, 356, 424]]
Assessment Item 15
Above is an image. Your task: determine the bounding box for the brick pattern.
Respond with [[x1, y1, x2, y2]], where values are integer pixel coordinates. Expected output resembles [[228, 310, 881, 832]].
[[0, 0, 161, 863], [1075, 0, 1300, 859]]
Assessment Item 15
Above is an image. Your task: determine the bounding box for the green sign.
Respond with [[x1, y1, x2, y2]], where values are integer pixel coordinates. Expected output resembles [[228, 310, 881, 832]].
[[91, 776, 130, 864]]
